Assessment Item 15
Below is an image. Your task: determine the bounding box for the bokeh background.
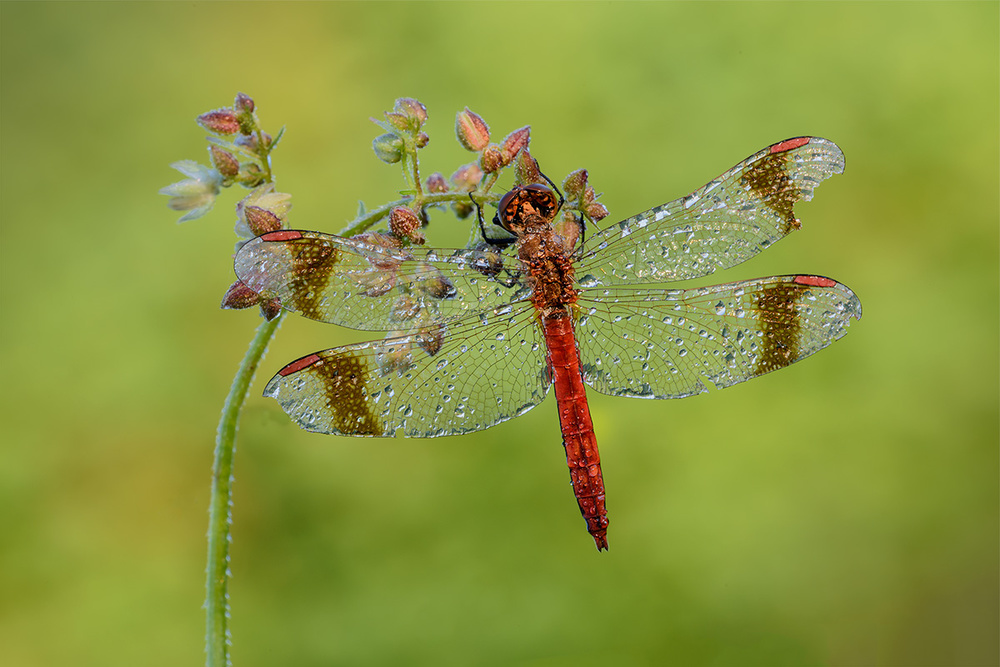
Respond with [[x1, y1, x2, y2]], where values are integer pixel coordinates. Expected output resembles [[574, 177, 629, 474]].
[[2, 2, 997, 666]]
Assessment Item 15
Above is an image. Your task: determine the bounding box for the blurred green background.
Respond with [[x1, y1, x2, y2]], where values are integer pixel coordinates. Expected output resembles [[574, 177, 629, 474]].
[[2, 2, 997, 666]]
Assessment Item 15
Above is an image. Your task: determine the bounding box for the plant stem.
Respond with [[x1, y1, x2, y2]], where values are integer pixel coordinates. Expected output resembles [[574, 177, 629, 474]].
[[206, 312, 285, 667], [338, 191, 500, 238]]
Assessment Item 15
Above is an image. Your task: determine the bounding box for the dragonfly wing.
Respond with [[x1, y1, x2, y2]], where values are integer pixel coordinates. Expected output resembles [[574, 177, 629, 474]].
[[263, 303, 550, 437], [235, 230, 524, 330], [576, 276, 862, 399], [577, 137, 845, 286]]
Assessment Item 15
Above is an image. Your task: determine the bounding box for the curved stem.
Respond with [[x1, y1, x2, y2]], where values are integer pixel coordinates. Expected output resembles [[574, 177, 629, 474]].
[[206, 312, 285, 667]]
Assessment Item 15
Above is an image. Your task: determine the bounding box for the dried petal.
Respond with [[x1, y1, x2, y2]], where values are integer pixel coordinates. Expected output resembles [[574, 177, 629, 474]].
[[455, 107, 490, 151]]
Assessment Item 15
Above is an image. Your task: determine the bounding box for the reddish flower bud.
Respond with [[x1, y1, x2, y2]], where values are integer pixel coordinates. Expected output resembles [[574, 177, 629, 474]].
[[197, 109, 241, 135], [259, 297, 282, 321], [456, 107, 490, 151], [395, 97, 428, 125], [221, 281, 261, 310], [562, 169, 588, 199], [234, 92, 254, 114], [479, 144, 504, 173], [586, 200, 609, 222], [451, 163, 483, 192], [426, 172, 447, 193], [209, 146, 239, 178], [500, 126, 530, 165], [389, 206, 425, 244], [415, 132, 430, 149], [373, 133, 404, 163], [244, 206, 282, 235]]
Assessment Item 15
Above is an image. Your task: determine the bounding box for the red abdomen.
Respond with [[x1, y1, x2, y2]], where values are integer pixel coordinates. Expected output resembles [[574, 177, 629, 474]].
[[542, 313, 609, 550]]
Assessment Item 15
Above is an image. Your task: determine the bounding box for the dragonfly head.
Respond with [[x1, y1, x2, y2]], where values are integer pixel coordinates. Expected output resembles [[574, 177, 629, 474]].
[[494, 183, 561, 235]]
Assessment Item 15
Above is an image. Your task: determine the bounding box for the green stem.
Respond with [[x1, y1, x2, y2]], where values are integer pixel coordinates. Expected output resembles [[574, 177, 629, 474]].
[[206, 312, 285, 667], [338, 191, 500, 238]]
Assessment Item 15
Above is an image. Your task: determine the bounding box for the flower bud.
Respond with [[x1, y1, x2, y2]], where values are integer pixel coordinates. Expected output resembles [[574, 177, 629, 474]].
[[450, 163, 483, 192], [197, 109, 241, 135], [395, 97, 428, 126], [384, 112, 410, 132], [514, 149, 542, 185], [234, 92, 255, 114], [238, 163, 265, 187], [479, 145, 504, 173], [209, 146, 239, 178], [416, 324, 445, 356], [234, 185, 292, 238], [452, 201, 474, 220], [221, 280, 261, 310], [500, 126, 530, 165], [244, 206, 282, 235], [455, 107, 490, 151], [373, 133, 404, 163], [234, 132, 272, 152], [586, 200, 609, 222], [425, 172, 447, 193], [389, 206, 425, 244], [260, 297, 282, 321], [562, 169, 588, 199], [415, 132, 430, 149]]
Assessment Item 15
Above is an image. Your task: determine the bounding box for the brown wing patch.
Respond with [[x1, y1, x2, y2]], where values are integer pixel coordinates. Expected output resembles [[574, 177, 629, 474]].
[[309, 351, 383, 436], [754, 281, 807, 375], [284, 238, 341, 320], [741, 149, 802, 234]]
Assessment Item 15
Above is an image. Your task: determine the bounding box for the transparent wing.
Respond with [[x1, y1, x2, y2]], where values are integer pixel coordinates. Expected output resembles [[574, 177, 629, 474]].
[[235, 230, 526, 331], [576, 137, 845, 286], [263, 302, 550, 437], [575, 275, 862, 399]]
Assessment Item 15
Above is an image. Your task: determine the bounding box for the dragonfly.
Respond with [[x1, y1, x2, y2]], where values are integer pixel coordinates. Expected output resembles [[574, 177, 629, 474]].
[[233, 136, 862, 551]]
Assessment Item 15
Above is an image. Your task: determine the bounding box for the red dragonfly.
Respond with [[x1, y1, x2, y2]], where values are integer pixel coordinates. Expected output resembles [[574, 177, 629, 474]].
[[234, 136, 861, 550]]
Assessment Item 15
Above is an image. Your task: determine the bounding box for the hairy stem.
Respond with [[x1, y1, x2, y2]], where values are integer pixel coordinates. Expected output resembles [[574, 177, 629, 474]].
[[338, 190, 500, 238], [206, 312, 285, 667]]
